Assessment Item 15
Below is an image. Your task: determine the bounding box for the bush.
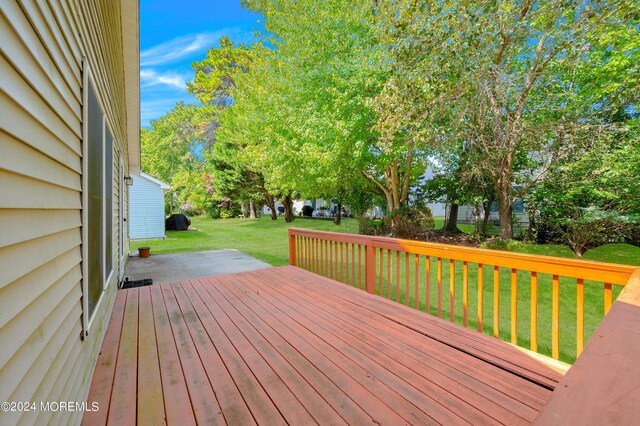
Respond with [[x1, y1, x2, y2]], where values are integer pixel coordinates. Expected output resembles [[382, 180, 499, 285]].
[[219, 207, 236, 219], [388, 206, 435, 240], [358, 217, 390, 236], [208, 205, 220, 219]]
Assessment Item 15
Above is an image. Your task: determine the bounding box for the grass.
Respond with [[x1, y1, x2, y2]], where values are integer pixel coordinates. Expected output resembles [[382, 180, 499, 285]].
[[132, 215, 640, 363], [131, 215, 360, 266]]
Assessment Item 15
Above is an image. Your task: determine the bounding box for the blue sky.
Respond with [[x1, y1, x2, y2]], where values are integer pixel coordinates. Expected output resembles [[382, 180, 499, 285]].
[[140, 0, 262, 126]]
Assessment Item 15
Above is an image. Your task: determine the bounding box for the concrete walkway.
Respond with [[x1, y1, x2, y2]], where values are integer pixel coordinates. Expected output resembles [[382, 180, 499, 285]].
[[123, 249, 271, 284]]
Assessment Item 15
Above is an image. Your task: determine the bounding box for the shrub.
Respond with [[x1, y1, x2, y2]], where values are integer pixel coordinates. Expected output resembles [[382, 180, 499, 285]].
[[219, 207, 236, 219], [358, 217, 390, 236], [559, 209, 638, 257], [388, 206, 435, 240], [208, 205, 220, 219]]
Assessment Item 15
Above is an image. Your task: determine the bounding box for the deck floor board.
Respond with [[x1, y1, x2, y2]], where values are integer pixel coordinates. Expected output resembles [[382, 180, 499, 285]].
[[84, 266, 562, 425], [260, 268, 551, 410]]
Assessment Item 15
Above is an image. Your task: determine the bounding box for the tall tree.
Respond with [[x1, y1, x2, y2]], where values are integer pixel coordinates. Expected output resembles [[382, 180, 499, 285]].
[[375, 0, 639, 238]]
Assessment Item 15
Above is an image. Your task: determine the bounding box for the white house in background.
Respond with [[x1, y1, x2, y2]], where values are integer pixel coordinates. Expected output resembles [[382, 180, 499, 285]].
[[0, 1, 139, 424], [129, 173, 171, 239]]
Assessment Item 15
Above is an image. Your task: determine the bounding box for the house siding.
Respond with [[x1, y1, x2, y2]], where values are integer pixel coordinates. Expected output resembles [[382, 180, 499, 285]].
[[129, 174, 167, 240], [0, 1, 135, 425]]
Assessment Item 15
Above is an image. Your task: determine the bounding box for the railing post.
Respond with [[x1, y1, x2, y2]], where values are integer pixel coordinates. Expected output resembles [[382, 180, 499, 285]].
[[365, 242, 376, 294], [288, 231, 296, 266]]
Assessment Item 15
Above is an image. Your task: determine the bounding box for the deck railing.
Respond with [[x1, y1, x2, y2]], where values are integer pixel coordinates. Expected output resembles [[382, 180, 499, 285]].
[[288, 228, 639, 362]]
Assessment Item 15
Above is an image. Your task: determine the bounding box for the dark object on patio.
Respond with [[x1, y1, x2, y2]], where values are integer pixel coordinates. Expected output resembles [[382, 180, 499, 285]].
[[120, 277, 153, 289], [166, 213, 191, 231], [277, 206, 285, 214], [302, 205, 314, 217]]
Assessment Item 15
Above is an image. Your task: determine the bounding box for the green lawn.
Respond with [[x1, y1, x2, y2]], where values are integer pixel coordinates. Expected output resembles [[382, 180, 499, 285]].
[[131, 216, 360, 266], [132, 215, 640, 363]]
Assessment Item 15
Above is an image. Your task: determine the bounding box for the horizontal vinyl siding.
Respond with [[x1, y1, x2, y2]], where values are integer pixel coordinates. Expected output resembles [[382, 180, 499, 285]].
[[130, 175, 166, 239], [0, 1, 131, 425]]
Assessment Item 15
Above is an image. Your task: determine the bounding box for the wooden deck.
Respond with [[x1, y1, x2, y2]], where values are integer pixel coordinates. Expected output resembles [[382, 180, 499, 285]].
[[83, 266, 565, 425]]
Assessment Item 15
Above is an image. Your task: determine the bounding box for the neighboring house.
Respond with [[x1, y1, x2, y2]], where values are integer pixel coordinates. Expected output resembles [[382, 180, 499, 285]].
[[129, 173, 170, 239], [262, 198, 342, 217], [420, 165, 528, 224], [0, 1, 139, 425], [456, 199, 529, 226]]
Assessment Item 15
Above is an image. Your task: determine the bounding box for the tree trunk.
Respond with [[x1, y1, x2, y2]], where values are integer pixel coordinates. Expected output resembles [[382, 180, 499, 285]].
[[444, 203, 459, 233], [473, 204, 481, 235], [497, 181, 513, 239], [283, 195, 295, 223], [265, 193, 277, 221], [482, 197, 493, 236], [249, 199, 257, 219], [333, 202, 342, 225]]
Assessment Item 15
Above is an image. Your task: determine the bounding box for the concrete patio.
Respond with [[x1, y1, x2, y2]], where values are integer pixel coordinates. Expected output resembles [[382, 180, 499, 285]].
[[123, 249, 271, 284]]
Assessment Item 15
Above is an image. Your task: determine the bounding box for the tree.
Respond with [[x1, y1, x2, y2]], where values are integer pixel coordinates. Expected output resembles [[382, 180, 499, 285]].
[[236, 0, 445, 217], [141, 102, 217, 213], [188, 36, 279, 218], [373, 0, 640, 239]]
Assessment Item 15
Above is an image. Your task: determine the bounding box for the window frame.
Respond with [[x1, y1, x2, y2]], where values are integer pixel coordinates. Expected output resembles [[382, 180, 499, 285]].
[[82, 61, 116, 337]]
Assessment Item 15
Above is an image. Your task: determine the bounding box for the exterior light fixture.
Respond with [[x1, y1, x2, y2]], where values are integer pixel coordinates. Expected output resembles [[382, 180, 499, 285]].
[[124, 176, 134, 186]]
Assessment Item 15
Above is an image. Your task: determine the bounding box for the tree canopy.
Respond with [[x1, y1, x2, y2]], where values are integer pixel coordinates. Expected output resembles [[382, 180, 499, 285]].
[[142, 0, 639, 246]]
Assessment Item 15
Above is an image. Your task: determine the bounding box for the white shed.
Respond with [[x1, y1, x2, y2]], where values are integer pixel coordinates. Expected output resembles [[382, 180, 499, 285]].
[[129, 173, 171, 239]]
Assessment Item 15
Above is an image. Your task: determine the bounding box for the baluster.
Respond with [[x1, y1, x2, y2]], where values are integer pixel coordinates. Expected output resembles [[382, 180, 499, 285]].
[[463, 261, 468, 327], [405, 252, 410, 306], [552, 274, 560, 359], [511, 268, 518, 344], [358, 244, 362, 289], [577, 278, 584, 356], [338, 241, 344, 282], [291, 235, 300, 267], [437, 257, 443, 317], [345, 242, 349, 284], [450, 259, 455, 322], [493, 266, 499, 338], [531, 272, 538, 352], [425, 256, 431, 314], [414, 254, 420, 310], [604, 282, 612, 315], [320, 240, 327, 276], [351, 244, 355, 287], [387, 249, 391, 299], [306, 237, 310, 270], [477, 264, 483, 332], [334, 241, 339, 281], [379, 248, 383, 296], [325, 240, 329, 277], [396, 251, 401, 303], [329, 241, 333, 279]]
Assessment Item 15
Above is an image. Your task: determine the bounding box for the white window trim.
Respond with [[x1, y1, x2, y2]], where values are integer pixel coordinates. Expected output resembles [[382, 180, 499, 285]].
[[81, 60, 115, 338]]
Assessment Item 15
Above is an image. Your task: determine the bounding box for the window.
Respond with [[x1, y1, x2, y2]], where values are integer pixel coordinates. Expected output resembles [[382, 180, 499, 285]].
[[83, 68, 115, 332], [86, 80, 104, 319]]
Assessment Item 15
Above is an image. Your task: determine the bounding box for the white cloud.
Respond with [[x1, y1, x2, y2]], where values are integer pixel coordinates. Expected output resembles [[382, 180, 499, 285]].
[[140, 69, 188, 89], [140, 29, 254, 66]]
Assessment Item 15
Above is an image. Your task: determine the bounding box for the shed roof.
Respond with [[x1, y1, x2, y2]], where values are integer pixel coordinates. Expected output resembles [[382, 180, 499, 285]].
[[137, 172, 171, 191]]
